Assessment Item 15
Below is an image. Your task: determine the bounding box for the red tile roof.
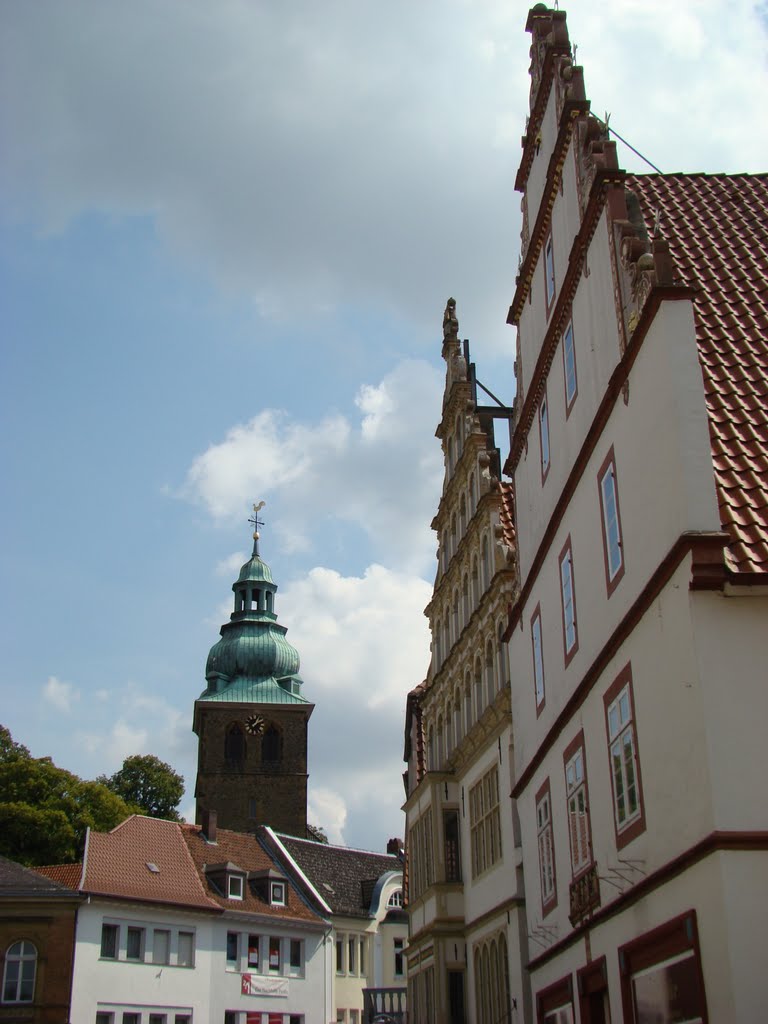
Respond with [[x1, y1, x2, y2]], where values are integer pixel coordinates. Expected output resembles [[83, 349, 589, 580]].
[[180, 824, 323, 925], [628, 173, 768, 575], [34, 863, 83, 889], [82, 816, 217, 911]]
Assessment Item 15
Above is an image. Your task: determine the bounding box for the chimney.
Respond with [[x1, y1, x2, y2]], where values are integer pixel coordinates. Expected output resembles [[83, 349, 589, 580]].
[[201, 808, 217, 843], [387, 837, 404, 857]]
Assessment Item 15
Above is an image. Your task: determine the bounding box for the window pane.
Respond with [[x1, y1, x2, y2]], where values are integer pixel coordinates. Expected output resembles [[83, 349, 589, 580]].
[[540, 399, 550, 472], [3, 961, 19, 1001], [227, 931, 239, 964], [100, 923, 118, 959], [269, 936, 281, 972], [290, 939, 302, 970], [152, 929, 170, 965], [248, 935, 260, 968], [126, 927, 143, 960], [178, 931, 194, 967]]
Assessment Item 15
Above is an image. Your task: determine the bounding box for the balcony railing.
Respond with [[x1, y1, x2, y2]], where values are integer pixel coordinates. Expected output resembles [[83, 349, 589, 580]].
[[568, 862, 600, 926]]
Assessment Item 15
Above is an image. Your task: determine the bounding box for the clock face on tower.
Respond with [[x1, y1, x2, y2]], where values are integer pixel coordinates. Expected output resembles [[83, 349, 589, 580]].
[[245, 714, 265, 736]]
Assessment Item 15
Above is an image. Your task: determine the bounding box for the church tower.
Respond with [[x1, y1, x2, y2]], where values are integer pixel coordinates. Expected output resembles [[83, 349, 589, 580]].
[[193, 506, 313, 836]]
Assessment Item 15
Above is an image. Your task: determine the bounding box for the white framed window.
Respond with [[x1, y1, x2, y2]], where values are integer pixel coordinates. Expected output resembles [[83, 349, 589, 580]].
[[559, 538, 578, 662], [359, 936, 367, 975], [2, 940, 36, 1003], [539, 392, 551, 480], [289, 938, 303, 976], [268, 936, 281, 973], [598, 448, 625, 593], [536, 783, 556, 911], [562, 320, 577, 411], [531, 606, 545, 711], [387, 888, 403, 909], [96, 1015, 114, 1024], [348, 936, 356, 974], [564, 740, 591, 875], [226, 931, 239, 969], [336, 936, 345, 974], [227, 874, 244, 900], [394, 937, 405, 977], [606, 679, 643, 839], [469, 765, 502, 878], [270, 881, 286, 906]]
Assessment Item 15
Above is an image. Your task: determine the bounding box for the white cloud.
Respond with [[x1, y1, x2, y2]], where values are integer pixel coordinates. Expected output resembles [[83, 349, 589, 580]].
[[216, 551, 248, 577], [307, 787, 348, 846], [43, 675, 80, 713], [183, 359, 444, 574]]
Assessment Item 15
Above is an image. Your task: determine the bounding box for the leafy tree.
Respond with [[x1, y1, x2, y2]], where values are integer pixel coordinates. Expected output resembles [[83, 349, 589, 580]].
[[0, 728, 137, 866], [98, 753, 184, 821]]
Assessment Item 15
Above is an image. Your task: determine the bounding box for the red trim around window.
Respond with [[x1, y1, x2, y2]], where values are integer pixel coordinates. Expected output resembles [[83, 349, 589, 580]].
[[618, 910, 709, 1024], [535, 777, 557, 917], [577, 956, 608, 1023], [558, 535, 579, 667], [531, 603, 545, 717], [536, 971, 573, 1022], [543, 231, 557, 318], [603, 663, 646, 850], [562, 729, 593, 880], [562, 318, 578, 418], [539, 388, 551, 485], [597, 446, 625, 598]]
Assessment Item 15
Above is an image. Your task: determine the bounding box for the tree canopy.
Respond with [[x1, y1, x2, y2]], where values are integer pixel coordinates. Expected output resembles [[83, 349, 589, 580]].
[[0, 726, 185, 866], [98, 753, 184, 821]]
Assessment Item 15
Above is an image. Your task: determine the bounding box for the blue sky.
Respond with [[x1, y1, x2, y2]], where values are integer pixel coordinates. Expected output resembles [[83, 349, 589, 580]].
[[2, 1, 766, 850]]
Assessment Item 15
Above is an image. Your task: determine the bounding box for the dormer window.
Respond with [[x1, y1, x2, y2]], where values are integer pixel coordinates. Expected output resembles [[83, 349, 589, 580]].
[[270, 881, 286, 906], [228, 875, 244, 900], [387, 888, 403, 909]]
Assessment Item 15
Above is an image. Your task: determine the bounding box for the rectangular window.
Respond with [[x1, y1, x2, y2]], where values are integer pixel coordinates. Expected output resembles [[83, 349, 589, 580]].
[[336, 936, 344, 974], [536, 780, 557, 913], [126, 927, 144, 962], [443, 809, 461, 882], [149, 1016, 167, 1024], [359, 937, 366, 976], [289, 939, 302, 975], [562, 320, 577, 411], [469, 765, 502, 878], [348, 936, 356, 974], [619, 911, 707, 1023], [563, 734, 591, 876], [598, 448, 625, 594], [226, 931, 239, 968], [224, 1013, 237, 1024], [544, 233, 556, 310], [96, 1015, 114, 1024], [177, 931, 194, 968], [248, 935, 260, 968], [228, 874, 244, 900], [152, 929, 170, 965], [122, 1015, 140, 1024], [100, 923, 118, 959], [394, 938, 405, 977], [175, 1018, 191, 1024], [268, 936, 281, 973], [350, 1013, 359, 1024], [604, 665, 645, 848], [531, 605, 545, 712], [539, 392, 551, 481], [559, 537, 578, 663], [270, 881, 286, 905]]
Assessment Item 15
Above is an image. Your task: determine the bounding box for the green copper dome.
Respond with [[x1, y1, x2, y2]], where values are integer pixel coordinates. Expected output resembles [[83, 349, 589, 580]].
[[199, 527, 308, 705]]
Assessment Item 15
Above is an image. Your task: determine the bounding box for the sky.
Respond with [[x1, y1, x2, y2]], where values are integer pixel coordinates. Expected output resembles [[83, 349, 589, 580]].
[[1, 0, 766, 851]]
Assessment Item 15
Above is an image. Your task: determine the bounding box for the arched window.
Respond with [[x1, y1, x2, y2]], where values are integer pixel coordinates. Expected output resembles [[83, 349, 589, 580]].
[[469, 472, 477, 515], [455, 414, 463, 456], [450, 512, 457, 557], [454, 688, 462, 746], [497, 621, 509, 688], [265, 590, 273, 613], [2, 940, 36, 1003], [262, 724, 282, 764], [445, 702, 453, 756], [459, 494, 467, 537], [447, 435, 454, 474], [443, 610, 451, 653], [433, 620, 442, 669], [489, 939, 500, 1024], [500, 933, 512, 1022], [452, 589, 460, 640], [474, 658, 484, 719], [462, 574, 470, 627], [225, 723, 245, 764], [427, 726, 435, 771], [474, 948, 483, 1024], [481, 946, 491, 1023], [464, 674, 473, 734], [471, 556, 480, 609], [481, 534, 490, 591], [436, 716, 444, 769], [485, 639, 496, 703], [387, 888, 403, 908]]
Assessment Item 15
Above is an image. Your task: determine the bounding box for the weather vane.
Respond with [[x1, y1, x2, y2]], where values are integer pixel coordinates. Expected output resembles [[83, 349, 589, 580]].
[[249, 501, 266, 554]]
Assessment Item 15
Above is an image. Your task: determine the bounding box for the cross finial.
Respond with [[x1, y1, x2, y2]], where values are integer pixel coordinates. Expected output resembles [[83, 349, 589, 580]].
[[249, 501, 266, 555]]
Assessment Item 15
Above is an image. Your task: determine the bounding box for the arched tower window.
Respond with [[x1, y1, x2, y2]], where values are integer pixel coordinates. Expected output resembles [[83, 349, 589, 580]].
[[262, 724, 282, 764], [265, 590, 273, 613], [225, 723, 245, 764]]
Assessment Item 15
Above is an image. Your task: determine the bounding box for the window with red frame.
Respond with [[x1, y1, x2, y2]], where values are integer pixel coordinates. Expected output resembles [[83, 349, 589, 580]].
[[531, 606, 545, 711], [536, 781, 556, 913], [598, 448, 625, 595], [604, 666, 645, 847], [544, 234, 556, 310], [559, 538, 578, 662], [563, 738, 591, 875], [539, 392, 551, 480]]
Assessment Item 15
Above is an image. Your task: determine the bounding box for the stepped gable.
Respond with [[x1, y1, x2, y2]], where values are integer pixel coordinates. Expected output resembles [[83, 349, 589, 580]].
[[628, 172, 768, 575], [180, 823, 322, 924], [276, 834, 401, 919], [81, 815, 217, 911], [0, 855, 81, 897]]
